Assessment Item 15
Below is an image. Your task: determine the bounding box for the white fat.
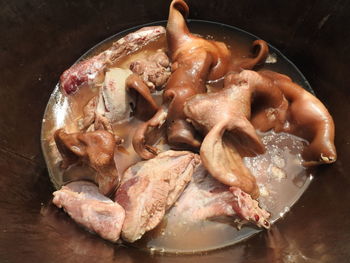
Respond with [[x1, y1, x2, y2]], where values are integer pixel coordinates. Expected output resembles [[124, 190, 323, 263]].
[[101, 68, 133, 123]]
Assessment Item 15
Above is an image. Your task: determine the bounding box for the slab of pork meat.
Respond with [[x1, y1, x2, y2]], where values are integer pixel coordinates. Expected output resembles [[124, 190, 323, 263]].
[[60, 26, 166, 94], [130, 49, 171, 91], [171, 164, 270, 228], [115, 150, 200, 242], [52, 181, 125, 242]]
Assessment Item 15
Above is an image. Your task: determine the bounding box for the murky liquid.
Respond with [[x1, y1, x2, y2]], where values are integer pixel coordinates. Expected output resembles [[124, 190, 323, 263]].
[[41, 20, 313, 254], [131, 131, 311, 253]]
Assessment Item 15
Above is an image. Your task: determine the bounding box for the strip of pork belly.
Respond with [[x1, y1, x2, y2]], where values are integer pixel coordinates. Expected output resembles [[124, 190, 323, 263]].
[[115, 150, 200, 242], [171, 165, 270, 228], [60, 26, 166, 95], [52, 181, 125, 242]]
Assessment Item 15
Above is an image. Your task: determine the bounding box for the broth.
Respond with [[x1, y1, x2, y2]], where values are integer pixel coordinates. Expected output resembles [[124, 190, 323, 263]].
[[41, 20, 313, 253]]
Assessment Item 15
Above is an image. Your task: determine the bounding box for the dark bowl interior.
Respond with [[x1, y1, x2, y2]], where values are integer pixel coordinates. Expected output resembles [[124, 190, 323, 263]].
[[1, 0, 350, 262]]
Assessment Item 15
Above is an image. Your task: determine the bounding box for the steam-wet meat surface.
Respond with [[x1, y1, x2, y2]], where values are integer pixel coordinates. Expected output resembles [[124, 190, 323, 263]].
[[184, 73, 266, 197], [52, 181, 125, 242], [54, 129, 121, 196], [130, 50, 171, 91], [60, 26, 166, 94], [171, 165, 270, 228], [126, 73, 160, 120], [114, 150, 200, 242], [257, 70, 336, 165]]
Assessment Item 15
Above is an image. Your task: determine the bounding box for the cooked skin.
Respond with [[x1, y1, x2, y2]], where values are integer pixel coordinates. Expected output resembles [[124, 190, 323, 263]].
[[133, 0, 229, 154], [229, 39, 269, 72], [184, 71, 288, 197], [228, 70, 289, 132], [54, 129, 121, 196], [114, 150, 200, 242], [126, 73, 159, 121], [258, 70, 336, 165], [60, 26, 166, 95], [132, 0, 270, 158], [130, 49, 171, 91], [52, 181, 125, 242], [165, 0, 230, 149], [171, 165, 270, 228], [132, 106, 168, 159]]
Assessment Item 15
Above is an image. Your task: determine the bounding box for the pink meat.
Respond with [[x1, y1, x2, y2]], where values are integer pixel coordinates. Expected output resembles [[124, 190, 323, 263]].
[[60, 26, 166, 94], [171, 165, 270, 228], [115, 150, 200, 242], [52, 181, 125, 242]]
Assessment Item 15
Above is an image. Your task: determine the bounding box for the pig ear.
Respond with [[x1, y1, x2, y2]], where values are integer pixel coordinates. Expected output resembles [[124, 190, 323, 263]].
[[54, 129, 120, 196], [126, 74, 159, 121], [132, 107, 168, 160], [200, 120, 260, 199]]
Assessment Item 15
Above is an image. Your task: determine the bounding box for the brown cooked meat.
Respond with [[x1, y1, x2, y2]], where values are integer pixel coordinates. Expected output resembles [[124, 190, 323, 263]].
[[257, 70, 336, 165], [183, 70, 290, 198], [54, 129, 121, 196]]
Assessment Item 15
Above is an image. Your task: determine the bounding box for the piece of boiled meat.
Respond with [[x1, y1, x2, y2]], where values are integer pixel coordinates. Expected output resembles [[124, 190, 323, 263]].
[[130, 49, 171, 91], [170, 164, 270, 228], [52, 181, 125, 242], [54, 129, 121, 196], [60, 26, 166, 94], [97, 68, 133, 124], [115, 150, 200, 242], [80, 69, 159, 132]]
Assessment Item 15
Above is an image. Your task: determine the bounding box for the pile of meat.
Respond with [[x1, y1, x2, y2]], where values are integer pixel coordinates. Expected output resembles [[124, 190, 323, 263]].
[[52, 0, 336, 244]]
